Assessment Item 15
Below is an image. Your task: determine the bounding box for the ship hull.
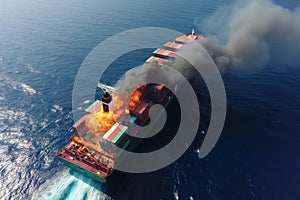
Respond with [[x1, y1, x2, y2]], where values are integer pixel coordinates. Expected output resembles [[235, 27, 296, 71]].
[[58, 156, 107, 183]]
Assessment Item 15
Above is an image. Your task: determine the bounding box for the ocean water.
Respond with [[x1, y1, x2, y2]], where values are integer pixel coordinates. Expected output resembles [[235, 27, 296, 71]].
[[0, 0, 299, 199]]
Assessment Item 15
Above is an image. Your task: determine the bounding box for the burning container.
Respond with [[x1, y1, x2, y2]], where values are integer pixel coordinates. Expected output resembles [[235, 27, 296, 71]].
[[130, 101, 150, 126], [144, 84, 170, 103]]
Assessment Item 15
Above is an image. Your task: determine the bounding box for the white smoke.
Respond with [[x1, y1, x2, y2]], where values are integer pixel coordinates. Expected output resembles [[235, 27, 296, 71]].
[[200, 0, 300, 68], [115, 62, 176, 94], [115, 63, 152, 94]]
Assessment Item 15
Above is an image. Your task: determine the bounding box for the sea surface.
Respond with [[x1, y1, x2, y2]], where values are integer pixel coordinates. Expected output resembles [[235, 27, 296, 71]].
[[0, 0, 299, 199]]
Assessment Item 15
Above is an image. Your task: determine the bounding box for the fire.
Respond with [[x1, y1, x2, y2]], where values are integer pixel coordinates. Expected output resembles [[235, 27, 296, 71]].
[[96, 110, 115, 133], [85, 110, 116, 134], [85, 113, 101, 134], [112, 94, 127, 116], [85, 95, 127, 134], [85, 86, 144, 134], [129, 90, 142, 110]]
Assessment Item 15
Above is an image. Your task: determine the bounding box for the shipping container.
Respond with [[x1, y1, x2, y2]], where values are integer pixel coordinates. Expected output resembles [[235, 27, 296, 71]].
[[129, 101, 150, 126], [155, 49, 177, 59], [112, 126, 128, 145], [100, 123, 129, 153], [153, 48, 160, 54], [143, 84, 169, 103], [146, 56, 159, 63], [116, 134, 130, 148], [163, 42, 182, 51], [107, 125, 124, 142], [85, 100, 101, 113], [131, 102, 149, 117], [103, 123, 119, 140], [153, 84, 169, 103]]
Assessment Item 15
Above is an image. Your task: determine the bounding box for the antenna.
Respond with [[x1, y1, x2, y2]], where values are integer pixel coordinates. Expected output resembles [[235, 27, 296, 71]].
[[192, 28, 195, 35], [97, 82, 116, 94]]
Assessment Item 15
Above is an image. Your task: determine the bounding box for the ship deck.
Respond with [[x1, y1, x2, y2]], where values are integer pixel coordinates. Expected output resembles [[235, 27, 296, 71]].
[[57, 140, 114, 180]]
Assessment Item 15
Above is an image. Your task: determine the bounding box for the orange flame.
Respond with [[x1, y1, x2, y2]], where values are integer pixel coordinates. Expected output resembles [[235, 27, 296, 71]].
[[129, 90, 142, 110], [96, 110, 115, 133], [85, 86, 144, 134], [85, 110, 115, 134]]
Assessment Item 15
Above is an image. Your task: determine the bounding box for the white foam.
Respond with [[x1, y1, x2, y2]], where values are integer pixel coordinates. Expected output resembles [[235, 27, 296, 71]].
[[20, 83, 37, 95], [174, 191, 179, 200], [82, 100, 91, 105], [27, 64, 41, 74], [32, 170, 113, 200], [53, 105, 62, 111], [2, 77, 37, 95]]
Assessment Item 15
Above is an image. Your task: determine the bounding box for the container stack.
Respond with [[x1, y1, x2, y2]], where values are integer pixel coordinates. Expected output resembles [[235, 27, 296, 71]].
[[153, 48, 178, 59], [130, 101, 150, 126], [145, 84, 169, 104], [118, 114, 139, 139], [152, 84, 169, 103], [85, 100, 102, 114], [100, 123, 130, 155], [145, 56, 171, 65], [163, 42, 182, 51]]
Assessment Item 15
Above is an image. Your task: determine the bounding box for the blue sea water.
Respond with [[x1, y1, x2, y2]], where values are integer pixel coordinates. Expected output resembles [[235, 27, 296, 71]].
[[0, 0, 299, 199]]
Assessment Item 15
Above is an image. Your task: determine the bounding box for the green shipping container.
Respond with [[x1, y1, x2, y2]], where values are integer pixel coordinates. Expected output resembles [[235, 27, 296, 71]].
[[112, 126, 128, 145]]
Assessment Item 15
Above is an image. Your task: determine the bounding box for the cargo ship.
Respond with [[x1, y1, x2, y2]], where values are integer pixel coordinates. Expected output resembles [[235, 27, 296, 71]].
[[57, 30, 205, 183]]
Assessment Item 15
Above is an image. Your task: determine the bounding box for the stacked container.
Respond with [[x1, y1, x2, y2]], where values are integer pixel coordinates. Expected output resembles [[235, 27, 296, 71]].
[[153, 84, 169, 103], [85, 100, 102, 114], [144, 84, 169, 104], [163, 42, 182, 51], [100, 123, 130, 155], [130, 101, 150, 126]]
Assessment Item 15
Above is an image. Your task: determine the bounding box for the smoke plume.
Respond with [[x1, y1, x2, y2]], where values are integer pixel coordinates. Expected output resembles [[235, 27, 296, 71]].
[[115, 62, 176, 95], [200, 0, 300, 68], [115, 0, 300, 94]]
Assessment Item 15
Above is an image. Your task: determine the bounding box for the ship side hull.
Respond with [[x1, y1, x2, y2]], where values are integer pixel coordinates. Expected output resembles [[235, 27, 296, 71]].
[[57, 156, 107, 183]]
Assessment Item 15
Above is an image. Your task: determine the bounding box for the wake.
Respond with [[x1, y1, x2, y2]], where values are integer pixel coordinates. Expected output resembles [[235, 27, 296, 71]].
[[32, 169, 112, 200]]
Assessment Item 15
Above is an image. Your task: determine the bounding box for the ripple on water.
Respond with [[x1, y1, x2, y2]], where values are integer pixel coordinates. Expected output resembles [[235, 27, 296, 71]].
[[0, 77, 37, 95]]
